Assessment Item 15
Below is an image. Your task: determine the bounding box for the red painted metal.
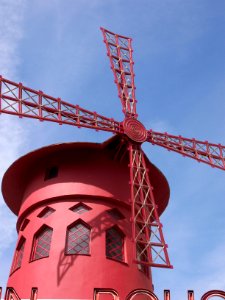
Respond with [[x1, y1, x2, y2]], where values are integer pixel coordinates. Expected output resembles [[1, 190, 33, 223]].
[[201, 290, 225, 300], [129, 144, 171, 268], [0, 76, 121, 133], [101, 27, 137, 118], [147, 130, 225, 170], [2, 139, 170, 298], [123, 118, 147, 143], [4, 288, 38, 300]]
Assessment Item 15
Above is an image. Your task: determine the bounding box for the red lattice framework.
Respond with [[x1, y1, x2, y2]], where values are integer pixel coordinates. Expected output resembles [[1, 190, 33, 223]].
[[66, 223, 90, 255], [147, 130, 225, 170], [31, 226, 53, 261], [0, 76, 121, 133], [1, 27, 225, 269], [129, 145, 170, 267], [101, 28, 137, 118]]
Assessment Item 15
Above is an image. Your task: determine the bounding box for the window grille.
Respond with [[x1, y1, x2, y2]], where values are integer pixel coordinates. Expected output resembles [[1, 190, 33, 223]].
[[106, 227, 124, 262], [107, 208, 125, 220], [70, 203, 91, 215], [37, 206, 55, 218], [31, 226, 53, 261], [66, 222, 90, 255], [12, 238, 25, 272]]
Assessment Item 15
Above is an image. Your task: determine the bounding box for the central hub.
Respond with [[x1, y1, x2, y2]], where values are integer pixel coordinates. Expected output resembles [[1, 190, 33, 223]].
[[123, 118, 147, 143]]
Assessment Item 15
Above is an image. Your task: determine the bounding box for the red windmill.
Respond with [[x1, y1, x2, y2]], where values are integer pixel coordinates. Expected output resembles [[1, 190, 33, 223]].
[[0, 28, 224, 299]]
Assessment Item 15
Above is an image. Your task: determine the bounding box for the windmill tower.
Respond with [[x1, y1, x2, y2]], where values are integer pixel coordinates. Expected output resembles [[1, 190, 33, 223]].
[[1, 28, 225, 299]]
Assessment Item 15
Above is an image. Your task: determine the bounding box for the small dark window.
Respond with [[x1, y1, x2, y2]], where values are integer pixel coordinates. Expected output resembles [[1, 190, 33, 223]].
[[106, 227, 124, 262], [20, 219, 30, 231], [107, 208, 125, 220], [44, 166, 58, 181], [37, 206, 55, 218], [69, 203, 92, 215]]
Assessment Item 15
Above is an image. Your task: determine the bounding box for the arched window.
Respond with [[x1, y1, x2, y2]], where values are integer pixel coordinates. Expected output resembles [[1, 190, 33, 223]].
[[11, 236, 26, 273], [66, 221, 90, 255], [106, 227, 124, 262], [30, 225, 53, 261]]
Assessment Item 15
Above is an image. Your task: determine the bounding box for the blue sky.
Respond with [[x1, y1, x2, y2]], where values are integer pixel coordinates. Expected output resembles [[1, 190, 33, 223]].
[[0, 0, 225, 299]]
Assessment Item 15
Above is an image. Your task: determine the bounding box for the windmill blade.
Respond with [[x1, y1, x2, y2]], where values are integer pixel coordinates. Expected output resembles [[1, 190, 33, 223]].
[[101, 27, 137, 118], [0, 76, 121, 134], [129, 143, 172, 268], [147, 129, 225, 171]]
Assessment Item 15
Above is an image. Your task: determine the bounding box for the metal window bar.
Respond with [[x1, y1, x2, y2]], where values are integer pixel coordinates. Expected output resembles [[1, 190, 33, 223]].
[[70, 204, 91, 215], [66, 223, 90, 255], [106, 227, 124, 262], [12, 239, 25, 272], [147, 130, 225, 170], [0, 76, 121, 133], [31, 227, 53, 261]]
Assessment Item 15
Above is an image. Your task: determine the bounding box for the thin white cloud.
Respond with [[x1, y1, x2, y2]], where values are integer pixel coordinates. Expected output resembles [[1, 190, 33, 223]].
[[0, 116, 28, 200], [0, 0, 26, 78], [0, 0, 28, 261], [147, 119, 176, 134]]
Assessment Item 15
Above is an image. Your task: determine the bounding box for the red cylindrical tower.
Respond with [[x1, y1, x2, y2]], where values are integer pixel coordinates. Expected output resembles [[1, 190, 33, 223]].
[[2, 136, 170, 299]]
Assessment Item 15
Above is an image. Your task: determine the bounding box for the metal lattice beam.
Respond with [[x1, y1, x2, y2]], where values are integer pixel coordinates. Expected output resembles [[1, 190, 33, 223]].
[[129, 144, 172, 268], [147, 130, 225, 171], [0, 76, 121, 134], [101, 27, 137, 118]]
